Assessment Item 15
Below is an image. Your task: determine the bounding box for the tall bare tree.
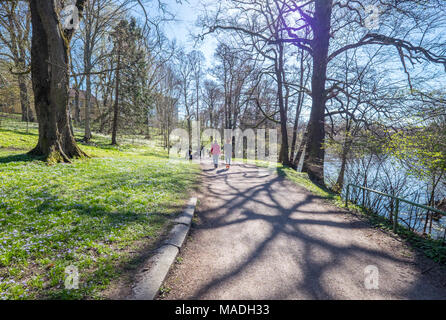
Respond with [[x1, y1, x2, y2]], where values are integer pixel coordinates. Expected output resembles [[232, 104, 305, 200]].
[[0, 1, 34, 122], [274, 0, 446, 185], [76, 0, 128, 142]]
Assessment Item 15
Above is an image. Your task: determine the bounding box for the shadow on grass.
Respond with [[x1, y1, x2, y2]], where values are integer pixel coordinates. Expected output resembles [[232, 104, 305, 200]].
[[141, 151, 169, 159], [0, 153, 44, 164], [34, 190, 192, 300], [0, 128, 38, 136]]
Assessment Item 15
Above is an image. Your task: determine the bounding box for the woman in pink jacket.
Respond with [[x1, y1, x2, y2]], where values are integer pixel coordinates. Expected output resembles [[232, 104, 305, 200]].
[[210, 140, 221, 169]]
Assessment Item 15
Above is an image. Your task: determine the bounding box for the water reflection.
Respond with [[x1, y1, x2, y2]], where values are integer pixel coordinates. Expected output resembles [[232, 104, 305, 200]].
[[324, 154, 446, 241]]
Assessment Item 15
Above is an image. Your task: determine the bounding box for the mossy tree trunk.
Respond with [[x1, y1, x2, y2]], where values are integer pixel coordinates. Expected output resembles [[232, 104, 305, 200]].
[[28, 0, 87, 163]]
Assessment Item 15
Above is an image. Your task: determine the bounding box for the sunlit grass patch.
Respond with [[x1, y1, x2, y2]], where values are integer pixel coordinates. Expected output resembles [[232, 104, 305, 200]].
[[278, 167, 337, 200], [0, 117, 199, 299]]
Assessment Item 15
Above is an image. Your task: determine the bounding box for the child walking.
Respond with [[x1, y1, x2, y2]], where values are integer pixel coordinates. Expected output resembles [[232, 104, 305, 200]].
[[210, 140, 221, 169]]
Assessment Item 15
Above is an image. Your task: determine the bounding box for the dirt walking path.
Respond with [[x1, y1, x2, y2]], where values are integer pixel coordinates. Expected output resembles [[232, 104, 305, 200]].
[[161, 162, 446, 300]]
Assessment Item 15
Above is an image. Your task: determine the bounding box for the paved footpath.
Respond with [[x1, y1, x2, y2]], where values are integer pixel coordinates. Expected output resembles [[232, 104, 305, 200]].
[[161, 162, 446, 300]]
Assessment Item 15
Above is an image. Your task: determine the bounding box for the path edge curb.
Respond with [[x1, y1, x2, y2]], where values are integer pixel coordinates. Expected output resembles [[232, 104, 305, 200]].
[[130, 197, 198, 300]]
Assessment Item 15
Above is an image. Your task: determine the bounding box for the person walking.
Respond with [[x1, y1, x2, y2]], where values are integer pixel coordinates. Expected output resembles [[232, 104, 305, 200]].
[[210, 140, 221, 169], [224, 138, 232, 169]]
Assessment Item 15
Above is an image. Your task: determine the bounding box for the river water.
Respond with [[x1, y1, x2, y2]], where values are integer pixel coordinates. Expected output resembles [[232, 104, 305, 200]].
[[324, 154, 446, 241]]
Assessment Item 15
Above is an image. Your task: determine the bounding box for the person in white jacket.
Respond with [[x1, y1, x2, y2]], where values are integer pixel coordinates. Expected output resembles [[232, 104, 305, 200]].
[[224, 139, 232, 168]]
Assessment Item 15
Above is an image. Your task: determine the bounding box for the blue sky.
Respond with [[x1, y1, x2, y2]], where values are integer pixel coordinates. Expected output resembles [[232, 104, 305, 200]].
[[162, 0, 217, 67], [142, 0, 445, 95]]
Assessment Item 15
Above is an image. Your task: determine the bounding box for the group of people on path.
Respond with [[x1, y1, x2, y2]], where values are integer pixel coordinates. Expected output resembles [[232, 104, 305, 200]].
[[186, 139, 232, 169], [210, 139, 232, 169]]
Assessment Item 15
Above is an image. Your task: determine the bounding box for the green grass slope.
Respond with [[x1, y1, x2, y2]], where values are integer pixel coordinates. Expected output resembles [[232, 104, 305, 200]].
[[0, 115, 199, 299]]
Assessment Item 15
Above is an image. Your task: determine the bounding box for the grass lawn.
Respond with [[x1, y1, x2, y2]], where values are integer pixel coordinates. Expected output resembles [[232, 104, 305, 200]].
[[0, 115, 200, 299]]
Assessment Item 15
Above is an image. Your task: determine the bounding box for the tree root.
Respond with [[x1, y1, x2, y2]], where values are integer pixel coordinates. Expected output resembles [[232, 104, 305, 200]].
[[28, 142, 89, 164]]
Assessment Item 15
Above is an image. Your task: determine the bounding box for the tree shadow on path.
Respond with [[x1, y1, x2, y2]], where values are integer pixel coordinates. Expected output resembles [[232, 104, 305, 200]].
[[179, 163, 446, 300]]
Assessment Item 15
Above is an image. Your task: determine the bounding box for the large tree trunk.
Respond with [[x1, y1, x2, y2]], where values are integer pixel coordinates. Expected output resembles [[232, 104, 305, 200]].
[[28, 0, 87, 163], [302, 0, 333, 185]]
